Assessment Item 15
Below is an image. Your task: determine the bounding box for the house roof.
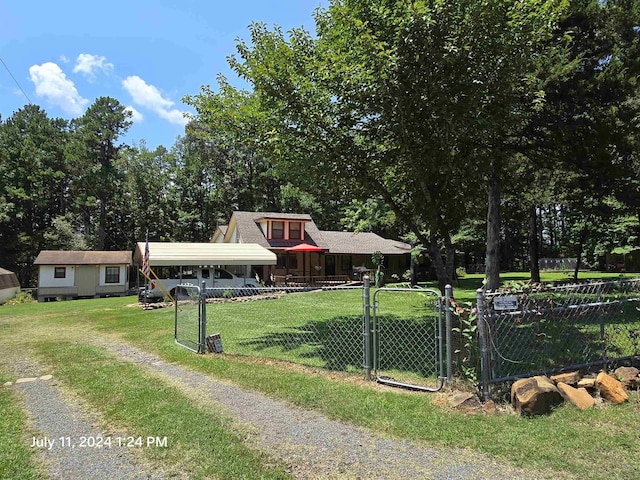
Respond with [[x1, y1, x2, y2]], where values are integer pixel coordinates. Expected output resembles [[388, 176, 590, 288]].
[[134, 242, 276, 266], [227, 211, 328, 250], [223, 211, 410, 256], [321, 231, 411, 255], [34, 251, 132, 265]]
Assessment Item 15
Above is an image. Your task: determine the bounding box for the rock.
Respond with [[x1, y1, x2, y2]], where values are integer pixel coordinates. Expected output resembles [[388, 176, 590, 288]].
[[557, 382, 595, 410], [15, 377, 38, 384], [596, 372, 629, 404], [614, 366, 640, 389], [511, 376, 564, 416], [482, 399, 497, 415], [449, 392, 481, 411], [577, 377, 596, 389], [550, 371, 581, 385], [39, 374, 53, 381]]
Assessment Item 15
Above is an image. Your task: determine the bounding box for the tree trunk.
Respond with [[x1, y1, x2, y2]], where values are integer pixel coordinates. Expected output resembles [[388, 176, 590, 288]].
[[485, 168, 501, 290], [529, 205, 541, 283], [429, 235, 452, 293]]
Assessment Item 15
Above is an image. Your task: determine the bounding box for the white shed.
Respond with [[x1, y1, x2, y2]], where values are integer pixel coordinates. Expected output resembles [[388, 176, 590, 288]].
[[33, 251, 132, 302]]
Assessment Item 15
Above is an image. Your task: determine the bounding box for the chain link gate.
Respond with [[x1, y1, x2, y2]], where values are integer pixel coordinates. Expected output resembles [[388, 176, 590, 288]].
[[372, 286, 445, 391], [174, 283, 206, 353]]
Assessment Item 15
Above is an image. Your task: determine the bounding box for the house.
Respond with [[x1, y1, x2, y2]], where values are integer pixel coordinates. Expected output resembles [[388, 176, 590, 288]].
[[0, 268, 20, 304], [212, 211, 411, 284], [33, 251, 132, 302]]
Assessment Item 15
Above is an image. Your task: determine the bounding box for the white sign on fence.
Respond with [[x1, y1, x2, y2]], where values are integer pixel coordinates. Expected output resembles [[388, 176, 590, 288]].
[[493, 296, 519, 311]]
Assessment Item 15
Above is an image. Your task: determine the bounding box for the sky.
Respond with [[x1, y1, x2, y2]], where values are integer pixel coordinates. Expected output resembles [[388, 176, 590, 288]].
[[0, 0, 326, 148]]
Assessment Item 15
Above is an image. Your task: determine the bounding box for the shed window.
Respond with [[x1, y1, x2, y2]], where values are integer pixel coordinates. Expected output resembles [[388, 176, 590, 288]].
[[54, 267, 66, 279], [105, 266, 120, 284]]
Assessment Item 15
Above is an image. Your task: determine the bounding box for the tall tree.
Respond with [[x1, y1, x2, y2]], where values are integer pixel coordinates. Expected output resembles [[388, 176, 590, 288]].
[[68, 97, 132, 250], [208, 0, 566, 290], [0, 105, 69, 284]]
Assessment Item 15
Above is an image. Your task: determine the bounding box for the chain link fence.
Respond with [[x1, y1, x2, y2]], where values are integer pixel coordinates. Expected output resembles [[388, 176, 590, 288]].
[[476, 278, 640, 399], [174, 280, 451, 389]]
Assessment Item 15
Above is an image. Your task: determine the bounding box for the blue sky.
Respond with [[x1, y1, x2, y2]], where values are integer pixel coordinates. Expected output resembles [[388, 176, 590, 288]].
[[0, 0, 325, 148]]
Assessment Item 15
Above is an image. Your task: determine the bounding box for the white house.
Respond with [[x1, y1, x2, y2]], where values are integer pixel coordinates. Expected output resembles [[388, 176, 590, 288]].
[[33, 251, 132, 302]]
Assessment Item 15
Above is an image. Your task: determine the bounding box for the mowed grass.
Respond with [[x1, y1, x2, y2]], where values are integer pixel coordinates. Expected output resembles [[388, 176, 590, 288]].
[[34, 342, 290, 480], [1, 271, 639, 479], [0, 384, 45, 480]]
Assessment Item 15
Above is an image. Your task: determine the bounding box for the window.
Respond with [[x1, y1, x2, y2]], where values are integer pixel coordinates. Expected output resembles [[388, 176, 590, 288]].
[[54, 267, 66, 279], [215, 269, 233, 280], [105, 266, 120, 284], [289, 222, 302, 240], [277, 254, 298, 269], [271, 221, 284, 239]]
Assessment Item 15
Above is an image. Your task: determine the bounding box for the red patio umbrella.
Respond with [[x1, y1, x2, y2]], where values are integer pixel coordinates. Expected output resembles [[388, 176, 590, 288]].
[[284, 243, 325, 279]]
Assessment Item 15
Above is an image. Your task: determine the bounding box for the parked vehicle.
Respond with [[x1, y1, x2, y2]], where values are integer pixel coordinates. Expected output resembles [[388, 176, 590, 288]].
[[139, 267, 258, 301]]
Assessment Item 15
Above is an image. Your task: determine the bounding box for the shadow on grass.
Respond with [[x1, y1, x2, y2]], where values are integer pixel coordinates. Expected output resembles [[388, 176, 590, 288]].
[[487, 302, 640, 379], [238, 314, 439, 377]]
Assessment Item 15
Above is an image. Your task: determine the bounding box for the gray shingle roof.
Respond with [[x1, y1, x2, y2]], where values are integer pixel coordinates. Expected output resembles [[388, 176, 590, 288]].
[[228, 211, 410, 256], [33, 251, 132, 265], [320, 231, 411, 255]]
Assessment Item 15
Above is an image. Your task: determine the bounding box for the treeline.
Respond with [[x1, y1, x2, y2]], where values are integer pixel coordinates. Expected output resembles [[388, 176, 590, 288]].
[[2, 0, 640, 290], [0, 98, 348, 286]]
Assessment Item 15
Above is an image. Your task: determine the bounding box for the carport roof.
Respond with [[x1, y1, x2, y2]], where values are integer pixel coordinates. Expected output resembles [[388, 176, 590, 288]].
[[134, 242, 277, 266]]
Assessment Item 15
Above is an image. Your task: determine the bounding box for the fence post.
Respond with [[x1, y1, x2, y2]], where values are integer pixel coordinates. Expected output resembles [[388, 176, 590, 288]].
[[362, 275, 372, 381], [445, 284, 453, 384], [476, 288, 490, 401], [199, 280, 207, 354]]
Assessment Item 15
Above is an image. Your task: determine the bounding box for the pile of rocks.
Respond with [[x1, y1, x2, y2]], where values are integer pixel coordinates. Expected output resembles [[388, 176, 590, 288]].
[[511, 366, 639, 415]]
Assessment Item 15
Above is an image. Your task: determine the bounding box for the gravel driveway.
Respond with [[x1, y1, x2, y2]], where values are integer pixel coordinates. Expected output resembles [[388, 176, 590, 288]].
[[9, 340, 561, 479]]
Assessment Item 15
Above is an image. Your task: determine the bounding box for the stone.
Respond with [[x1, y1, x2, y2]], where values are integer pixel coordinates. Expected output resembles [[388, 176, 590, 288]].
[[3, 381, 13, 387], [449, 392, 481, 411], [596, 372, 629, 404], [481, 399, 497, 415], [39, 374, 53, 381], [550, 371, 581, 385], [557, 382, 595, 411], [577, 377, 596, 389], [511, 376, 564, 416], [614, 366, 640, 389], [15, 377, 38, 384]]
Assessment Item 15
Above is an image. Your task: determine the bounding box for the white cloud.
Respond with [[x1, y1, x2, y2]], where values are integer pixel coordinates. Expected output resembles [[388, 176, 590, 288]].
[[59, 54, 70, 64], [122, 75, 187, 126], [73, 54, 113, 80], [29, 62, 88, 116], [124, 105, 143, 123]]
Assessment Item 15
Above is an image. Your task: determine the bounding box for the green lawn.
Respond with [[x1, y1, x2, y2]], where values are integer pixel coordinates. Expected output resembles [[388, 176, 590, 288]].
[[0, 272, 639, 479]]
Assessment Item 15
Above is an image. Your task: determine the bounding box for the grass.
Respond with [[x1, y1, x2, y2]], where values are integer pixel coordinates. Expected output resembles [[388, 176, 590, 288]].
[[0, 384, 44, 480], [1, 271, 639, 479], [35, 342, 290, 480]]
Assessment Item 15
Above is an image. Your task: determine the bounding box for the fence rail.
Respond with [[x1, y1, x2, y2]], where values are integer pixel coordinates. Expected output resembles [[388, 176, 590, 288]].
[[476, 278, 640, 399]]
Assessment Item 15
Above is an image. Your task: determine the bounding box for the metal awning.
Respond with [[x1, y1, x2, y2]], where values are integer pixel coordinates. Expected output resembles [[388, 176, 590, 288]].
[[134, 242, 277, 266]]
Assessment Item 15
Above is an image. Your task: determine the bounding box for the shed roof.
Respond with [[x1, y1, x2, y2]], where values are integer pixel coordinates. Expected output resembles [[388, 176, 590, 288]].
[[34, 251, 132, 265], [134, 242, 277, 266]]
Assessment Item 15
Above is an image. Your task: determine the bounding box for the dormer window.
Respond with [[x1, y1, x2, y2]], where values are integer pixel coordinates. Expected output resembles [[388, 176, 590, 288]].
[[271, 221, 285, 239], [289, 222, 301, 240], [264, 218, 307, 240]]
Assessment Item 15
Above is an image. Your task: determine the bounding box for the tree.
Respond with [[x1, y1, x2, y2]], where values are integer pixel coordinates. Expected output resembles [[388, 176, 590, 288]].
[[210, 0, 566, 290], [0, 105, 70, 284], [68, 97, 132, 250]]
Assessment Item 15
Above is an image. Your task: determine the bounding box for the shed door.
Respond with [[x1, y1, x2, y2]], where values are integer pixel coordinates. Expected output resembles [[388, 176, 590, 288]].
[[76, 266, 96, 296]]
